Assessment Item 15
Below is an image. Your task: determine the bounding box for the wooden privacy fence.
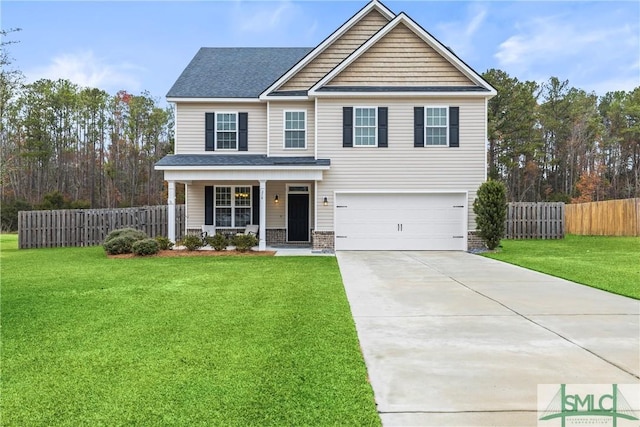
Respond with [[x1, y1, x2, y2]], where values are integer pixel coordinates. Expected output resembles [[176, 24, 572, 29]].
[[18, 205, 185, 249], [505, 202, 565, 239], [565, 198, 640, 236]]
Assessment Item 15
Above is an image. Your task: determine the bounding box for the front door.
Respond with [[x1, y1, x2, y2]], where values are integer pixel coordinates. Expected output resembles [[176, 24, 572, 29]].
[[287, 193, 309, 242]]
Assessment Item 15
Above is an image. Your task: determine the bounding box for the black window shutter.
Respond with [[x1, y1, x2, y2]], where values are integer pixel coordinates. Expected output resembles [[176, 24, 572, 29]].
[[343, 107, 353, 147], [414, 107, 424, 147], [449, 106, 459, 147], [252, 186, 260, 225], [238, 112, 248, 151], [378, 107, 388, 148], [204, 186, 214, 225], [205, 112, 215, 151]]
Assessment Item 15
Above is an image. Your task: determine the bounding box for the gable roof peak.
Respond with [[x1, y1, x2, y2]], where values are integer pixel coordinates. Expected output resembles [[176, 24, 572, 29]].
[[259, 0, 395, 99], [309, 11, 497, 96]]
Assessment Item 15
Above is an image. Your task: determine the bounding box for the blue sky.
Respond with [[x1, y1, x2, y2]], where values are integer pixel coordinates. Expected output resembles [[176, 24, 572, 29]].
[[2, 0, 639, 101]]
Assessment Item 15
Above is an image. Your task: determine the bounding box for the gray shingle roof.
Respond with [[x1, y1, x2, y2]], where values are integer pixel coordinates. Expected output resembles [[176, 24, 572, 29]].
[[156, 154, 330, 167], [166, 48, 313, 98]]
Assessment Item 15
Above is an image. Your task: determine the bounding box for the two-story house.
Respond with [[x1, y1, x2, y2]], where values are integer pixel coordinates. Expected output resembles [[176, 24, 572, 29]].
[[155, 0, 496, 251]]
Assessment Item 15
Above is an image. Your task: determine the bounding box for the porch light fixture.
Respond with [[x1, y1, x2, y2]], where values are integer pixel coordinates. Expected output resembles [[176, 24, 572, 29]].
[[323, 197, 328, 206], [274, 194, 279, 204]]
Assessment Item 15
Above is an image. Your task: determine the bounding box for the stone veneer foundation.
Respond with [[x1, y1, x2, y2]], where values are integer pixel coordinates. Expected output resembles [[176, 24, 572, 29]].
[[467, 230, 486, 251], [265, 228, 286, 245], [312, 231, 335, 251]]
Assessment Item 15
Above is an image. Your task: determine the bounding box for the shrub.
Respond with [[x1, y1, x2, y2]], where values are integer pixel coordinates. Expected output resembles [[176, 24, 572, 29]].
[[232, 234, 258, 252], [473, 180, 507, 250], [104, 228, 147, 244], [104, 235, 137, 255], [0, 199, 32, 232], [155, 236, 174, 250], [103, 228, 147, 255], [205, 233, 228, 251], [179, 234, 203, 251], [132, 238, 160, 256]]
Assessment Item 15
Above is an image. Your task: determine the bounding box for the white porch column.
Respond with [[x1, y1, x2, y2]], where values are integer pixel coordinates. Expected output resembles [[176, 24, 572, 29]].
[[167, 180, 176, 243], [259, 180, 267, 251]]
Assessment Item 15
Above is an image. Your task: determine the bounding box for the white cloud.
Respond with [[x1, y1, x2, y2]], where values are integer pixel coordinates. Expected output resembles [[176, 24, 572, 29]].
[[494, 12, 639, 94], [26, 51, 142, 91], [233, 0, 296, 33], [495, 16, 636, 70], [436, 3, 488, 57]]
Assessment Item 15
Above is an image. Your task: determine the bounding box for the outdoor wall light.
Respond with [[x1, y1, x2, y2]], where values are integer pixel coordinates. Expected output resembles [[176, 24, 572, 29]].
[[323, 197, 328, 206], [274, 194, 279, 203]]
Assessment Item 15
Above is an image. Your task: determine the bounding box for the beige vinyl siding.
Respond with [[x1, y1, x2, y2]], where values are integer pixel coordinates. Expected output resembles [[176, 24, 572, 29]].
[[269, 101, 315, 156], [328, 23, 474, 87], [186, 183, 205, 228], [176, 103, 267, 154], [315, 97, 487, 231], [278, 9, 389, 91], [186, 181, 314, 230]]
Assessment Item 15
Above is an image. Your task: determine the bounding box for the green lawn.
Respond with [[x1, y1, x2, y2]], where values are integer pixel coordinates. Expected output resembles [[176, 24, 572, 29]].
[[0, 234, 380, 426], [482, 235, 640, 299]]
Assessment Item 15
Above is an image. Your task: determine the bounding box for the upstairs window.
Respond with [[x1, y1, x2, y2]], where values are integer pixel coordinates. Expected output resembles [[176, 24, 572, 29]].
[[216, 113, 237, 150], [354, 107, 377, 146], [425, 107, 448, 146], [284, 111, 306, 149]]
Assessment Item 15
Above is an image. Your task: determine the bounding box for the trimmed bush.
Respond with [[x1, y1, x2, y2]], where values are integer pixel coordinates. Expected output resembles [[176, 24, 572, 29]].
[[132, 238, 160, 256], [232, 234, 258, 252], [473, 180, 507, 250], [103, 228, 148, 255], [104, 235, 137, 255], [104, 228, 147, 244], [179, 234, 203, 251], [205, 233, 228, 251], [155, 236, 174, 250]]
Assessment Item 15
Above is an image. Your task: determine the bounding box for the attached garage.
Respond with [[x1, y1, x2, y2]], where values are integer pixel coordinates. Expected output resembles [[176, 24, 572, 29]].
[[334, 192, 467, 251]]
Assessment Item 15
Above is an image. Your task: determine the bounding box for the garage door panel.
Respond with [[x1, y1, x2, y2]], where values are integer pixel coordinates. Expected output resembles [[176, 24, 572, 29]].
[[335, 192, 466, 251]]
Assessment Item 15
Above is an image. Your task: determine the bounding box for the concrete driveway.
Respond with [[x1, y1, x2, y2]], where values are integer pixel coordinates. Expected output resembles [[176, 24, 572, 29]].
[[336, 251, 640, 427]]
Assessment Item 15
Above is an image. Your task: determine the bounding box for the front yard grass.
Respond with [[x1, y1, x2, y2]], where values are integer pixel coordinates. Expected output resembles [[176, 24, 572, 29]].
[[482, 235, 640, 299], [0, 235, 380, 426]]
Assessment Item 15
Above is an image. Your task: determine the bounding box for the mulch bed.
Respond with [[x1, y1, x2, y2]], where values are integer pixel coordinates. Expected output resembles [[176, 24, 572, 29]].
[[108, 249, 276, 259]]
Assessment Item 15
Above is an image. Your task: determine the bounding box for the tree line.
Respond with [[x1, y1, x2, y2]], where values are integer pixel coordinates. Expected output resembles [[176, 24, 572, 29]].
[[1, 30, 175, 230], [483, 69, 639, 203], [1, 30, 638, 230]]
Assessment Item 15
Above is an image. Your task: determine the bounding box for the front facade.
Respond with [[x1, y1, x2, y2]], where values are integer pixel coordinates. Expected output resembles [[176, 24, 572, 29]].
[[156, 0, 496, 251]]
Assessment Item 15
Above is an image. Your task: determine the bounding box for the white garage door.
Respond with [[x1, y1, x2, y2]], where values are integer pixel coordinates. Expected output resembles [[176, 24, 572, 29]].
[[334, 192, 467, 251]]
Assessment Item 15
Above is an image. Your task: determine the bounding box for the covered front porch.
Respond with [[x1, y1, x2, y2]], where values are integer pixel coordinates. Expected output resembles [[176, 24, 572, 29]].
[[155, 155, 330, 251]]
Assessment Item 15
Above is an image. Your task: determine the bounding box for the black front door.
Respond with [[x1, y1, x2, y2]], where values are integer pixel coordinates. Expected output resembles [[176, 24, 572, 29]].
[[287, 194, 309, 242]]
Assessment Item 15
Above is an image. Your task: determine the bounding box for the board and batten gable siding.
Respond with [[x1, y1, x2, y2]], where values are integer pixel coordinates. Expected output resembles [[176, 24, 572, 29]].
[[185, 181, 314, 230], [327, 23, 475, 87], [278, 9, 390, 92], [269, 101, 315, 156], [175, 103, 267, 154], [315, 97, 487, 231]]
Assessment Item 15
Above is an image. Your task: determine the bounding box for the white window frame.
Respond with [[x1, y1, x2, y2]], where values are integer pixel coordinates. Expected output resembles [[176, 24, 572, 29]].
[[283, 110, 307, 149], [214, 185, 252, 228], [353, 106, 378, 147], [215, 112, 238, 151], [424, 106, 449, 147]]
